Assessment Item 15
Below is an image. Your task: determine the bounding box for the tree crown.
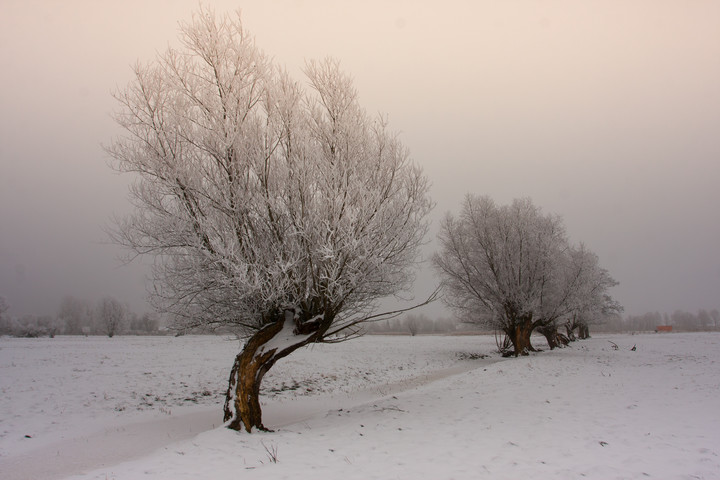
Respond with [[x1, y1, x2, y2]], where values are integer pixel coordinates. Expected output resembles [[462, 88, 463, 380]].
[[107, 9, 432, 339]]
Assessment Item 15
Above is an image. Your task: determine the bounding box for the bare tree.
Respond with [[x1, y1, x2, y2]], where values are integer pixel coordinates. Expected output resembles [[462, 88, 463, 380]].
[[107, 8, 432, 432], [711, 309, 720, 329], [10, 314, 60, 338], [404, 314, 420, 336], [96, 297, 126, 338], [58, 295, 92, 335], [434, 196, 568, 356], [0, 296, 9, 335], [434, 196, 619, 354], [130, 312, 159, 334], [537, 243, 620, 348], [697, 310, 712, 330]]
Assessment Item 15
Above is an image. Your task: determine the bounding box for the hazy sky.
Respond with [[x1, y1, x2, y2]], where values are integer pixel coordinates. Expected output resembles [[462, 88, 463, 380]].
[[1, 0, 719, 320]]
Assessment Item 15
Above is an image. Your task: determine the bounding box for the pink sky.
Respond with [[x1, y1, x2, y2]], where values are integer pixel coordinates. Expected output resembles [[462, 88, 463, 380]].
[[1, 0, 719, 318]]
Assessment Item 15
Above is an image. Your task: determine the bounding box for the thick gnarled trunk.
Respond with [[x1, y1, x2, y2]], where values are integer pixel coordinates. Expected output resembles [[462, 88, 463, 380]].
[[223, 310, 329, 432], [538, 323, 570, 350], [505, 315, 536, 357], [223, 320, 284, 432]]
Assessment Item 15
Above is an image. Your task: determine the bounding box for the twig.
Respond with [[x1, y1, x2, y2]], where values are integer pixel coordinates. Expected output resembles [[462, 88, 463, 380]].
[[261, 441, 278, 463]]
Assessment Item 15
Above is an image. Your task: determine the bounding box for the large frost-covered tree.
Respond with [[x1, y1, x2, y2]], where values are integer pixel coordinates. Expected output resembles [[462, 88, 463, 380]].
[[434, 195, 619, 355], [107, 9, 432, 432]]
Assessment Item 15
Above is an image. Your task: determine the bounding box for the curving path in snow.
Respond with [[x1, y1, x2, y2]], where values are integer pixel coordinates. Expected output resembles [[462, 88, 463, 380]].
[[3, 358, 497, 480]]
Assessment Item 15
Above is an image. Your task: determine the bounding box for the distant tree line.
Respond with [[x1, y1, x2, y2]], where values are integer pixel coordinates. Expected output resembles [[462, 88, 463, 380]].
[[4, 292, 715, 339], [364, 313, 463, 336], [364, 308, 720, 337], [594, 309, 720, 333], [0, 294, 161, 338]]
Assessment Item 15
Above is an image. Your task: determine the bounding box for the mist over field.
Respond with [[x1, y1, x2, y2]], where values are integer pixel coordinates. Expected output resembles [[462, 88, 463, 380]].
[[1, 1, 719, 322]]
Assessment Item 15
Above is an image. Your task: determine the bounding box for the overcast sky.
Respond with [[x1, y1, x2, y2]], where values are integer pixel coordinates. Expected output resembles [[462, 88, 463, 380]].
[[1, 0, 719, 320]]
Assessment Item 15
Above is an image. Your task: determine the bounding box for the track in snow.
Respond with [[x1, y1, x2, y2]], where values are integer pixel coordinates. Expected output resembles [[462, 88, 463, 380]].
[[3, 358, 497, 480]]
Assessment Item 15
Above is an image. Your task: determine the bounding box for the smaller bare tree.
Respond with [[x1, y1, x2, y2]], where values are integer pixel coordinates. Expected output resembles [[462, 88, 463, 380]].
[[434, 196, 568, 356], [536, 244, 619, 349], [58, 296, 92, 335], [96, 297, 126, 338], [130, 312, 159, 334], [711, 309, 720, 329], [404, 314, 420, 336]]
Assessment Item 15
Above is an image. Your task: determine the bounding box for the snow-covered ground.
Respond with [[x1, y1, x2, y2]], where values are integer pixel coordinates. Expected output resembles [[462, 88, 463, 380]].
[[2, 333, 719, 479]]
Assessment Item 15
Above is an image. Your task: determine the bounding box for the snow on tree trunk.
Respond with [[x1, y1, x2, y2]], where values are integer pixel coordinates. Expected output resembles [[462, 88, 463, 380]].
[[223, 310, 327, 432]]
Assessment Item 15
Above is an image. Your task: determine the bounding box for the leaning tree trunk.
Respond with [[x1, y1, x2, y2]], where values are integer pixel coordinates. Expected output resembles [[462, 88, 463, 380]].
[[223, 309, 329, 432]]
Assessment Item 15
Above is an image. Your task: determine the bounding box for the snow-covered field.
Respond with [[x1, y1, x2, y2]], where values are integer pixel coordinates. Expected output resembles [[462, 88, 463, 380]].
[[2, 333, 719, 479]]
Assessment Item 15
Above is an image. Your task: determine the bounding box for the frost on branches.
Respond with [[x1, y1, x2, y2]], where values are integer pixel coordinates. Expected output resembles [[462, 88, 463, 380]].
[[434, 196, 620, 356], [106, 9, 432, 432]]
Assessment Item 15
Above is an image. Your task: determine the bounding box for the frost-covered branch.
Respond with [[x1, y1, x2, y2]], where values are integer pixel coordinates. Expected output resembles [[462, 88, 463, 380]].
[[434, 195, 619, 355], [107, 7, 433, 432]]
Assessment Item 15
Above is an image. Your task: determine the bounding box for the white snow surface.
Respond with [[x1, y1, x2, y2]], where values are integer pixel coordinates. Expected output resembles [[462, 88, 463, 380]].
[[1, 333, 719, 479]]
